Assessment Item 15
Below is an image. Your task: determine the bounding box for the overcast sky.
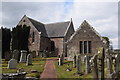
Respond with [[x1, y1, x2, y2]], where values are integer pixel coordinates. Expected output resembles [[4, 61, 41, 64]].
[[1, 1, 118, 49]]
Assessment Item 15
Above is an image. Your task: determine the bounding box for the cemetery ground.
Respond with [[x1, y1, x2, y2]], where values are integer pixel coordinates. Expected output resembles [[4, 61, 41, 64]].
[[2, 57, 46, 78], [1, 56, 120, 79], [55, 60, 93, 78]]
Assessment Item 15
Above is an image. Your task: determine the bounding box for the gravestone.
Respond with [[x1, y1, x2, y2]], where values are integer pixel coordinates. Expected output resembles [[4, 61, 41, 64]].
[[114, 54, 120, 73], [106, 55, 113, 74], [5, 51, 11, 61], [77, 55, 82, 74], [8, 59, 17, 69], [73, 55, 77, 68], [85, 55, 91, 74], [90, 54, 98, 79], [26, 54, 32, 65], [58, 55, 62, 66], [12, 50, 19, 62], [58, 54, 64, 66], [98, 47, 105, 79], [19, 50, 27, 63], [61, 54, 64, 65]]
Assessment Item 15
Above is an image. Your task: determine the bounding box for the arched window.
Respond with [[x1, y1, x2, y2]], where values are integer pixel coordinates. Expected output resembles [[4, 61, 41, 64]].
[[32, 32, 35, 43]]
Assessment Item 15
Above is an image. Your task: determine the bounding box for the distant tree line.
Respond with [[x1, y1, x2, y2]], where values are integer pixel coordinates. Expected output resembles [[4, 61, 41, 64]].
[[1, 25, 30, 58]]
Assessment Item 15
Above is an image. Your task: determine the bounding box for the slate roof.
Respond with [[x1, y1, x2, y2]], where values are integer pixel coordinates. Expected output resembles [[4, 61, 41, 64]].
[[44, 21, 70, 38], [27, 17, 48, 37]]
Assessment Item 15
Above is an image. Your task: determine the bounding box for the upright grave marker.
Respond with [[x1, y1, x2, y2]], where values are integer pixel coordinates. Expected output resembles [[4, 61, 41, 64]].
[[19, 50, 27, 63], [73, 55, 76, 68], [12, 50, 19, 62], [90, 54, 98, 79], [8, 59, 17, 69], [77, 55, 82, 74], [26, 54, 32, 65], [98, 47, 105, 79], [85, 55, 91, 74]]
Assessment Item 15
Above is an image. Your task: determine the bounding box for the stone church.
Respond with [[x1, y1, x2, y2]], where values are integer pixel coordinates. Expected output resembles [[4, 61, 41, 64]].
[[17, 15, 104, 59]]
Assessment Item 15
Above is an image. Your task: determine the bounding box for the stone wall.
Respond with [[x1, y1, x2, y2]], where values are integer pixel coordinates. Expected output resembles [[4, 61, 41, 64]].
[[40, 37, 51, 52], [51, 38, 63, 56], [67, 21, 104, 60]]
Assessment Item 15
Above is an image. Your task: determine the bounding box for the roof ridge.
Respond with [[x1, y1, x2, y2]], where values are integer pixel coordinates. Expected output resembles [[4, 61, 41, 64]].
[[45, 21, 70, 25]]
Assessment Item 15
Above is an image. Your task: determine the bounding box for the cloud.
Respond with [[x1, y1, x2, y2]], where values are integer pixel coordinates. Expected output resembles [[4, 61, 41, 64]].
[[1, 0, 119, 2], [1, 2, 118, 49], [63, 2, 118, 48]]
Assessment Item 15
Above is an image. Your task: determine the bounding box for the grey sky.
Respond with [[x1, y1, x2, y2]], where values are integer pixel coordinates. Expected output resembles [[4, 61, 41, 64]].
[[1, 1, 118, 49]]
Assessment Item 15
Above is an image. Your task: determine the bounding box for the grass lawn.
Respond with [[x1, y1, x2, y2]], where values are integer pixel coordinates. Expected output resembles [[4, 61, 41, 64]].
[[55, 60, 93, 79], [2, 57, 46, 78], [55, 59, 120, 79]]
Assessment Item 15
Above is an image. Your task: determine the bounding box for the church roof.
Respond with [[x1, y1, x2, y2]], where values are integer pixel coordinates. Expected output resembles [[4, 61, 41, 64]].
[[27, 17, 48, 37], [44, 21, 70, 38], [25, 16, 71, 38]]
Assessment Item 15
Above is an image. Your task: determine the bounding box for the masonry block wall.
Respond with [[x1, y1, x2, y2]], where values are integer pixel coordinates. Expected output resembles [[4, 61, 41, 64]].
[[67, 21, 104, 60]]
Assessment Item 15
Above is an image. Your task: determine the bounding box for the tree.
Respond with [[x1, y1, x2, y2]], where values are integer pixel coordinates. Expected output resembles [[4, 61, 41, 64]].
[[12, 25, 30, 51], [102, 36, 110, 49], [2, 27, 11, 58]]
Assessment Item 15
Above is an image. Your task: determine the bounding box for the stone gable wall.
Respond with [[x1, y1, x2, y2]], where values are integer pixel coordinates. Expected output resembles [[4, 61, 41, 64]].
[[67, 25, 103, 60], [18, 16, 41, 55]]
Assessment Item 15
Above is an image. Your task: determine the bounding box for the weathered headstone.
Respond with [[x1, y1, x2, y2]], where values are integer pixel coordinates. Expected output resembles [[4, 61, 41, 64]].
[[26, 54, 32, 65], [77, 55, 82, 74], [98, 47, 105, 79], [85, 55, 91, 74], [12, 50, 19, 62], [106, 55, 113, 74], [73, 55, 77, 68], [19, 50, 27, 63], [5, 51, 11, 61], [90, 54, 98, 79], [8, 59, 17, 69], [114, 54, 120, 74]]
